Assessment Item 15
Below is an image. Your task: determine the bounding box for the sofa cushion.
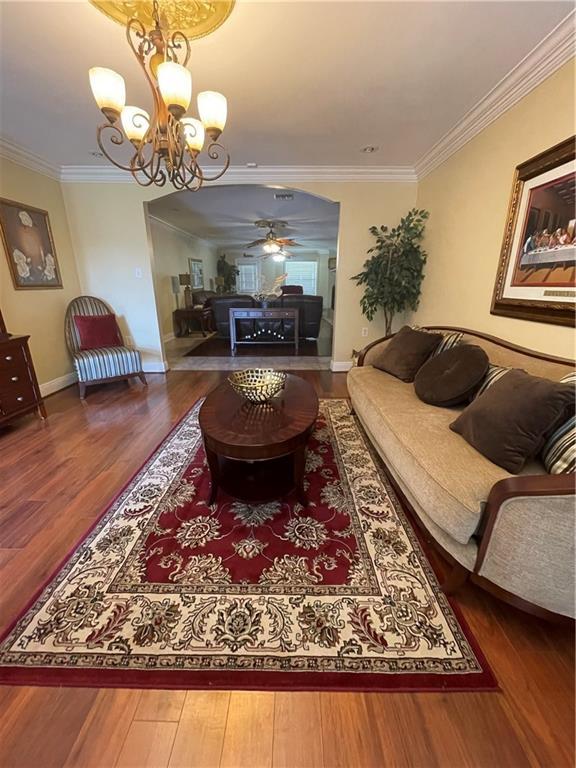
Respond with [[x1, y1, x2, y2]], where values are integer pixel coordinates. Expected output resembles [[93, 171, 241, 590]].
[[541, 373, 576, 474], [415, 344, 489, 407], [372, 326, 442, 382], [473, 363, 511, 400], [451, 369, 575, 474], [431, 331, 464, 357], [347, 365, 545, 545]]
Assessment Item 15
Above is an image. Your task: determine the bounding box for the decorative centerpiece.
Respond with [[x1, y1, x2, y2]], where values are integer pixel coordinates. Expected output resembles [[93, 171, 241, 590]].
[[228, 369, 286, 403]]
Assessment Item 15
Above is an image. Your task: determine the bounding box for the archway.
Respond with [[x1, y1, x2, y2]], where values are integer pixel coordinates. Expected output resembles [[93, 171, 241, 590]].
[[144, 184, 340, 370]]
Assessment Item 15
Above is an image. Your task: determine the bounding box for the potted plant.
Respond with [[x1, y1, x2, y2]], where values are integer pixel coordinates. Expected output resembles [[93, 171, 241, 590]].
[[216, 254, 239, 294], [351, 208, 429, 335]]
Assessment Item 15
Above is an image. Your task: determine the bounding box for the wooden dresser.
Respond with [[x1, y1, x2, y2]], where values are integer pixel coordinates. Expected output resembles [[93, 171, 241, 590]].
[[0, 309, 46, 425]]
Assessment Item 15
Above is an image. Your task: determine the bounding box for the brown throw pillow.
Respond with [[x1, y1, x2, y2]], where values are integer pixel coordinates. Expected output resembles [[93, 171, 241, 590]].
[[450, 369, 575, 473], [372, 326, 442, 382], [414, 344, 489, 407]]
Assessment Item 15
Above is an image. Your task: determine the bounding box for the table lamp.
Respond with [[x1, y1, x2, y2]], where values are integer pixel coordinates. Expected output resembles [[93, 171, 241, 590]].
[[179, 273, 192, 308]]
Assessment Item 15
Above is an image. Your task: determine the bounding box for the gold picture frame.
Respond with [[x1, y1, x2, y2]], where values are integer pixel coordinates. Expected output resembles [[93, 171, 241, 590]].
[[491, 137, 575, 327], [0, 198, 63, 290]]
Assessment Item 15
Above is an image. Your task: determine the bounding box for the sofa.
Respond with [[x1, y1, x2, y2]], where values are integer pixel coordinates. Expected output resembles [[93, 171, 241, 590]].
[[348, 326, 575, 619], [209, 294, 323, 340]]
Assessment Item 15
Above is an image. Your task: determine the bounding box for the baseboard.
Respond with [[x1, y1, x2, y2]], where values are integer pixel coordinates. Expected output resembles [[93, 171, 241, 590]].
[[39, 372, 77, 397], [330, 361, 353, 372], [143, 361, 169, 373]]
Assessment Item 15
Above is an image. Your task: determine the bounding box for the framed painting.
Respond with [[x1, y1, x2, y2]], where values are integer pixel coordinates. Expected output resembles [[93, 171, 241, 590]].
[[189, 258, 204, 289], [0, 198, 62, 289], [491, 136, 575, 327]]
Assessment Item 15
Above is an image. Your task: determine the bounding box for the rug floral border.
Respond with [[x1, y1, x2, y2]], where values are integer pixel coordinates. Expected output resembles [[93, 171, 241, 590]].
[[0, 399, 497, 691]]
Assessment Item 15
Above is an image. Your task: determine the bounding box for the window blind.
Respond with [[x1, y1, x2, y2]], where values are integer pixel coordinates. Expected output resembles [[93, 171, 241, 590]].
[[285, 261, 317, 295]]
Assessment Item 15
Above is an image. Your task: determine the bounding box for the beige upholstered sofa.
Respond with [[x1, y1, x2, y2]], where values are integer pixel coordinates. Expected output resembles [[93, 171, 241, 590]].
[[348, 326, 575, 620]]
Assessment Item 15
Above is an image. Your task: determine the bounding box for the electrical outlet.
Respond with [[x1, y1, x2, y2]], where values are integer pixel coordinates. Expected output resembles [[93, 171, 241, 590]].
[[135, 267, 143, 279], [361, 327, 368, 337]]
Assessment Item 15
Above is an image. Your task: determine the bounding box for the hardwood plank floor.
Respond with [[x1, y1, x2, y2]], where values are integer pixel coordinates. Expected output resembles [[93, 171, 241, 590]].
[[0, 371, 573, 768]]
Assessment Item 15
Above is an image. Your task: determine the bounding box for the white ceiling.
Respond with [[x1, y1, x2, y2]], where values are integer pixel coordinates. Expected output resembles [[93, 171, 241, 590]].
[[0, 1, 573, 169], [149, 185, 340, 252]]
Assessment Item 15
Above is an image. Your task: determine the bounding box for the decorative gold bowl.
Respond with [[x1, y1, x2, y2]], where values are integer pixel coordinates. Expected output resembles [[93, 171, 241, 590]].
[[228, 369, 286, 404]]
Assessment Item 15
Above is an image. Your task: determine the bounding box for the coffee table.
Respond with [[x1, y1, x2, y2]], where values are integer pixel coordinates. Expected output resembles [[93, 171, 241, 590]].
[[198, 374, 319, 506]]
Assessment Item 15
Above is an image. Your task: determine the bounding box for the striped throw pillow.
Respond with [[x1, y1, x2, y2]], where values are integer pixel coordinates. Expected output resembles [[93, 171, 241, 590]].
[[474, 364, 510, 400], [542, 373, 576, 474], [431, 331, 464, 357]]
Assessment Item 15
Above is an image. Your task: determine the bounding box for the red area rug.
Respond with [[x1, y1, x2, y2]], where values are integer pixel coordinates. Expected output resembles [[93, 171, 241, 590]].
[[0, 399, 496, 691]]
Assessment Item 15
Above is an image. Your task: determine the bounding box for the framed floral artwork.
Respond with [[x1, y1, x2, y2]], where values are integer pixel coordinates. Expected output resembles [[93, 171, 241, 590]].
[[491, 137, 575, 327], [0, 198, 63, 289]]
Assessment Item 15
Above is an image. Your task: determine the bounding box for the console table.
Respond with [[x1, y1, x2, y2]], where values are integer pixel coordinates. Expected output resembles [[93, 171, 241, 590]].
[[229, 308, 299, 355]]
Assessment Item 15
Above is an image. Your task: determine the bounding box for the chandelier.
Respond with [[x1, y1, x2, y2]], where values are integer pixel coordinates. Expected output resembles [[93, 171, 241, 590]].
[[88, 0, 232, 190]]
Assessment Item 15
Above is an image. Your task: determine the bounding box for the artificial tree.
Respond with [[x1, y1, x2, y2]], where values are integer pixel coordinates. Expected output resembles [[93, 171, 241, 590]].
[[351, 208, 429, 335], [216, 254, 239, 294]]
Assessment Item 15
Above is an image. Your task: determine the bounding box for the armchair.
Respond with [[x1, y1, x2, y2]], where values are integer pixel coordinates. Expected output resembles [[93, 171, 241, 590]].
[[65, 296, 147, 399]]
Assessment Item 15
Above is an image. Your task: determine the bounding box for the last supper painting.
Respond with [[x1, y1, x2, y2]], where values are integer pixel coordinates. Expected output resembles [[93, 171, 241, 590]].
[[492, 137, 575, 326], [0, 198, 62, 289], [512, 172, 575, 288]]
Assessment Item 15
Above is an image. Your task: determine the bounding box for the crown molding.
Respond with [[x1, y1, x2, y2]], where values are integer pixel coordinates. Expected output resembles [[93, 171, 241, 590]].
[[147, 214, 217, 248], [0, 137, 60, 180], [2, 12, 573, 187], [415, 11, 576, 179], [58, 164, 418, 184]]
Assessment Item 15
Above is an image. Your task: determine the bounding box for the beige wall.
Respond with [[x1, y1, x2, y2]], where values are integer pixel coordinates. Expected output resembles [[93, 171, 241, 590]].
[[62, 180, 418, 365], [0, 158, 82, 388], [63, 183, 164, 369], [148, 217, 218, 340], [414, 60, 575, 359]]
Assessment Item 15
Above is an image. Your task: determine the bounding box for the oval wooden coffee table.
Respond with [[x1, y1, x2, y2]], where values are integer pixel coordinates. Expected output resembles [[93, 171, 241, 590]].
[[199, 374, 319, 506]]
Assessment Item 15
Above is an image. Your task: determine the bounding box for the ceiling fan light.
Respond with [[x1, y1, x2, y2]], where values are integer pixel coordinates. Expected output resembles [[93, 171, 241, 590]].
[[89, 67, 126, 122], [263, 242, 281, 254], [121, 106, 150, 143], [272, 253, 286, 262], [198, 91, 227, 140], [181, 117, 205, 154], [157, 61, 192, 119]]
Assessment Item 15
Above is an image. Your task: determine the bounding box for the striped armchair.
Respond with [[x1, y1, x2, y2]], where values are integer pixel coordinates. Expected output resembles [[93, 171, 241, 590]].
[[65, 296, 147, 399]]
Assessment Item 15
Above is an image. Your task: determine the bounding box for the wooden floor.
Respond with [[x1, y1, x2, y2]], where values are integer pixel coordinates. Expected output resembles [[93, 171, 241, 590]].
[[0, 371, 574, 768]]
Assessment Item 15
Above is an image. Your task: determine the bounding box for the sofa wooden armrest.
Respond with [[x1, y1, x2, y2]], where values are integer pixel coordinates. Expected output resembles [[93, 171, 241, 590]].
[[476, 473, 576, 572], [357, 334, 395, 367]]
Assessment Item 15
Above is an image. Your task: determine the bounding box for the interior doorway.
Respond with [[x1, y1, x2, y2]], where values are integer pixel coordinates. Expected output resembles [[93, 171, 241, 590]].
[[145, 185, 340, 371]]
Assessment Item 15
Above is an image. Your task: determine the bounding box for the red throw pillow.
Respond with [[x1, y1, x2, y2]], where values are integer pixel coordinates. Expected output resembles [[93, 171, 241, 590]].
[[74, 314, 122, 351]]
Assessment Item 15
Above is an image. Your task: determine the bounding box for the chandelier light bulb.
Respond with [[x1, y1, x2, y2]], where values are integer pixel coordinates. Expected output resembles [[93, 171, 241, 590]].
[[89, 67, 126, 122], [181, 117, 205, 154], [157, 61, 192, 119], [121, 106, 150, 143], [197, 91, 227, 140]]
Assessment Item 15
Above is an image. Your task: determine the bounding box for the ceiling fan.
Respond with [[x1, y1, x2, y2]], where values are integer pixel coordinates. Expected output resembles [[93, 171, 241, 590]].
[[244, 220, 303, 255]]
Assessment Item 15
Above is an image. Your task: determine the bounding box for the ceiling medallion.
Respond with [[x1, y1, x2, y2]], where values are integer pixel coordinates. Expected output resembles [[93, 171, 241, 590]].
[[88, 0, 234, 189], [90, 0, 235, 41]]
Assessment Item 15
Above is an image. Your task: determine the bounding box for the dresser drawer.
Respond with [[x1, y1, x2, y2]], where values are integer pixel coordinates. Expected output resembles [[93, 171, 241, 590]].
[[0, 346, 27, 370], [0, 386, 37, 416], [0, 361, 30, 386]]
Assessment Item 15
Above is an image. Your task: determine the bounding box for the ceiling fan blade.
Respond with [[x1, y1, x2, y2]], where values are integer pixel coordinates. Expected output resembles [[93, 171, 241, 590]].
[[279, 238, 303, 247], [245, 238, 268, 248]]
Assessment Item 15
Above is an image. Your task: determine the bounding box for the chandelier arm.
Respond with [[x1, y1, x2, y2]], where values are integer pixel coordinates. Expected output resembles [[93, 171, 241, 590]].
[[167, 31, 191, 67], [166, 114, 186, 178], [176, 153, 204, 191], [131, 149, 167, 187], [126, 17, 153, 62], [96, 123, 137, 172], [194, 143, 231, 181]]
